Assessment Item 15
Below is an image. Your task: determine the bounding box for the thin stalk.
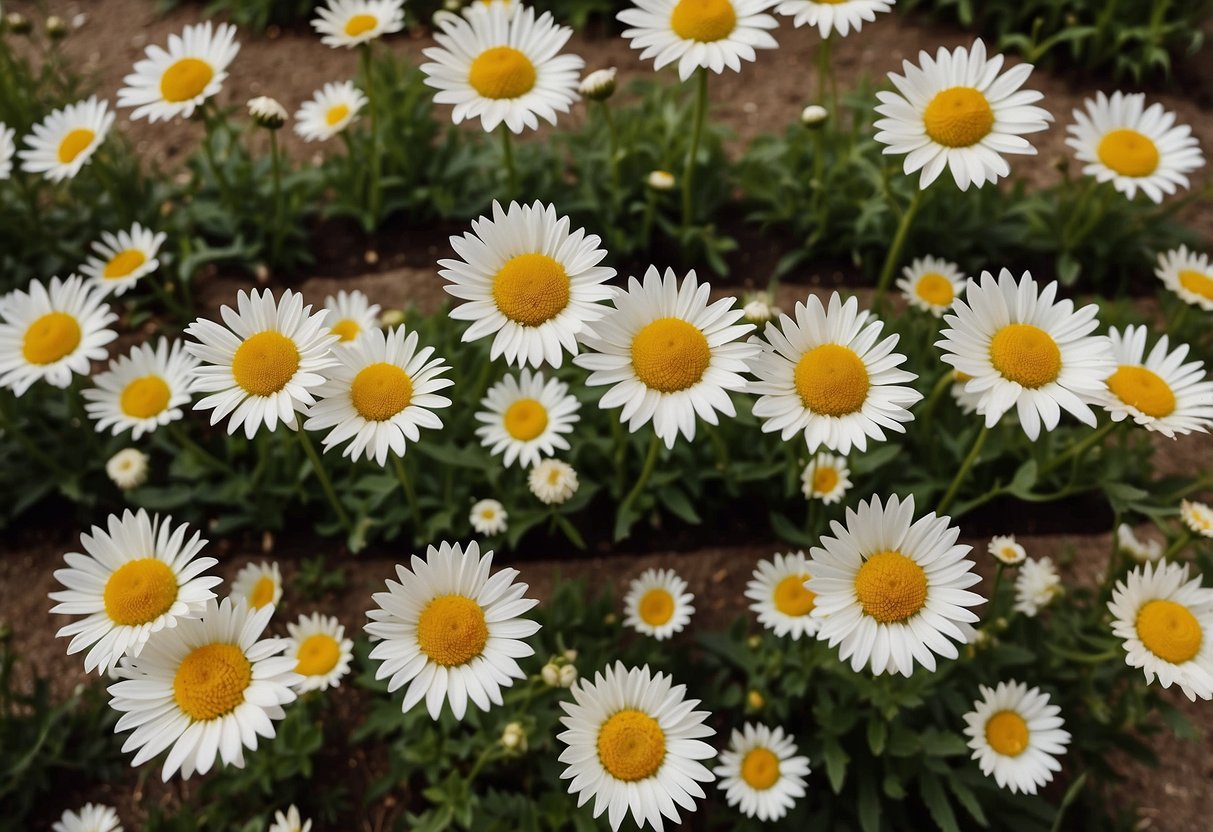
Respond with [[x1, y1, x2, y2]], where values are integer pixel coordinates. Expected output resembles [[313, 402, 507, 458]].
[[268, 129, 284, 265], [620, 433, 662, 518], [360, 44, 382, 227], [1161, 529, 1192, 562], [917, 370, 954, 450], [873, 187, 925, 310], [937, 424, 990, 515], [1166, 301, 1189, 336], [680, 69, 709, 247], [392, 455, 421, 535], [1038, 421, 1117, 478], [500, 126, 518, 198], [816, 34, 831, 107], [297, 430, 351, 531], [169, 422, 231, 474]]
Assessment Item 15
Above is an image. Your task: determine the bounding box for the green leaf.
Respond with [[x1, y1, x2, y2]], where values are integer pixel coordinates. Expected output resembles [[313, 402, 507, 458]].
[[866, 718, 887, 755], [858, 770, 881, 832], [918, 771, 961, 832], [821, 735, 849, 794]]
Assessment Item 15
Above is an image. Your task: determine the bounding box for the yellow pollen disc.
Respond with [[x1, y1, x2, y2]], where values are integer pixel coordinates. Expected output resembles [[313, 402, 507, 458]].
[[503, 397, 548, 441], [923, 87, 994, 148], [120, 375, 172, 419], [1097, 129, 1160, 178], [326, 104, 351, 127], [248, 575, 278, 609], [597, 709, 666, 782], [740, 747, 781, 790], [1178, 270, 1213, 301], [638, 588, 675, 626], [813, 466, 839, 494], [160, 58, 214, 103], [985, 710, 1029, 757], [915, 273, 955, 307], [417, 594, 488, 667], [231, 331, 300, 397], [103, 559, 178, 625], [330, 318, 361, 341], [104, 249, 147, 279], [469, 46, 537, 100], [1106, 365, 1175, 418], [773, 573, 815, 617], [854, 550, 928, 624], [22, 312, 81, 365], [492, 253, 570, 326], [350, 362, 413, 421], [295, 633, 341, 676], [344, 13, 378, 36], [989, 323, 1061, 389], [1137, 599, 1203, 664], [173, 643, 252, 721], [670, 0, 737, 42], [794, 344, 870, 416], [547, 468, 562, 485], [631, 318, 711, 393], [57, 128, 96, 164]]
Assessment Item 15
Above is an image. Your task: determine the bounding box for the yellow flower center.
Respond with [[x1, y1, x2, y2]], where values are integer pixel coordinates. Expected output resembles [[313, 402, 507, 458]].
[[670, 0, 737, 42], [295, 633, 341, 677], [231, 331, 300, 397], [330, 318, 361, 341], [504, 397, 548, 440], [103, 558, 178, 625], [631, 318, 711, 393], [160, 58, 215, 104], [773, 573, 815, 617], [104, 249, 147, 279], [350, 362, 413, 421], [1097, 129, 1160, 178], [597, 709, 666, 782], [1106, 365, 1175, 418], [120, 375, 172, 419], [985, 710, 1029, 757], [248, 575, 278, 609], [22, 312, 81, 365], [854, 550, 928, 624], [1178, 269, 1213, 301], [740, 747, 781, 790], [417, 594, 489, 667], [468, 46, 537, 100], [1137, 599, 1203, 664], [922, 87, 994, 148], [492, 253, 570, 326], [915, 273, 955, 307], [637, 588, 675, 626], [344, 13, 378, 36], [989, 323, 1061, 389], [57, 128, 96, 164], [173, 643, 252, 721], [794, 344, 870, 416], [812, 465, 839, 495], [326, 104, 351, 126]]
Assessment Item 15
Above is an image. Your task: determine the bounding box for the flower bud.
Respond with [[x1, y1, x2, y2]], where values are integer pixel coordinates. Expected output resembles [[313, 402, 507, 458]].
[[45, 15, 69, 39], [558, 664, 578, 688], [5, 13, 32, 35], [379, 308, 406, 328], [747, 689, 764, 710], [579, 68, 617, 102], [500, 721, 527, 752], [800, 104, 829, 128], [646, 170, 675, 191], [248, 96, 288, 130], [541, 662, 561, 688]]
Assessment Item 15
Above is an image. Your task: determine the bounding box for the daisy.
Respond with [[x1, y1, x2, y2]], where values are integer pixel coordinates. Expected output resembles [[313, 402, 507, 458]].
[[776, 0, 892, 38], [528, 458, 579, 504], [807, 493, 984, 676], [749, 292, 921, 455], [470, 498, 508, 535], [557, 662, 716, 832], [118, 22, 240, 123], [304, 325, 453, 466], [1118, 523, 1163, 563], [745, 551, 819, 639], [18, 96, 114, 182], [475, 369, 580, 468], [269, 806, 312, 832], [230, 561, 283, 610], [987, 534, 1025, 566], [321, 288, 380, 344], [284, 612, 354, 693], [83, 338, 198, 440], [1065, 91, 1204, 204], [184, 288, 338, 439], [79, 223, 168, 297], [440, 200, 615, 368], [623, 568, 694, 640], [937, 270, 1114, 440], [108, 597, 298, 780], [0, 275, 117, 395], [618, 0, 780, 82], [949, 369, 984, 415], [874, 40, 1050, 190], [1109, 560, 1213, 701], [1181, 500, 1213, 538], [422, 5, 584, 133], [800, 452, 851, 504], [1100, 325, 1213, 438], [311, 0, 404, 48], [107, 448, 149, 491], [962, 680, 1071, 794], [896, 255, 966, 316], [0, 123, 14, 179], [575, 267, 758, 448], [1157, 245, 1213, 311], [53, 804, 123, 832], [294, 81, 367, 142], [714, 723, 810, 822], [1012, 557, 1061, 617]]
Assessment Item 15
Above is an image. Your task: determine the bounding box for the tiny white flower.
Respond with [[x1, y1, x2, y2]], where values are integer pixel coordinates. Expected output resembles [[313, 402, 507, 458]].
[[528, 459, 579, 505], [469, 498, 508, 535], [106, 448, 148, 490], [988, 534, 1026, 566], [1013, 557, 1061, 617]]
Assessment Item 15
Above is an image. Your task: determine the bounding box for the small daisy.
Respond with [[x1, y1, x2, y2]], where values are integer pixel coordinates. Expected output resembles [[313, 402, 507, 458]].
[[558, 662, 716, 832], [1013, 557, 1061, 617], [1100, 325, 1213, 438], [365, 540, 541, 720], [800, 452, 851, 504], [0, 124, 14, 179], [750, 292, 921, 455], [1118, 523, 1163, 563], [938, 270, 1114, 440], [575, 267, 759, 448], [714, 723, 810, 822], [528, 458, 579, 504], [79, 223, 168, 297], [108, 597, 298, 780], [284, 612, 354, 693], [107, 448, 149, 491], [896, 255, 966, 316], [294, 81, 368, 142], [83, 338, 198, 439], [776, 0, 892, 38], [19, 96, 114, 182], [1109, 560, 1213, 701], [311, 0, 404, 48], [185, 288, 338, 439], [1181, 499, 1213, 538], [0, 275, 117, 395], [1066, 91, 1204, 204], [949, 369, 984, 415], [268, 806, 312, 832], [623, 567, 694, 640], [470, 498, 508, 535], [118, 22, 240, 123], [875, 40, 1050, 190], [618, 0, 780, 82], [987, 534, 1026, 566], [422, 5, 584, 133], [475, 369, 580, 468], [53, 804, 123, 832], [807, 493, 984, 676], [745, 551, 819, 639], [440, 200, 615, 368], [230, 561, 283, 610], [962, 680, 1071, 795], [1157, 245, 1213, 311], [321, 288, 380, 345]]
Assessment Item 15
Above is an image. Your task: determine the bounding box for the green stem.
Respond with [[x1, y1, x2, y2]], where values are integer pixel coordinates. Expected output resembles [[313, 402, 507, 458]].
[[937, 424, 990, 515], [360, 44, 381, 228], [500, 126, 517, 198], [1038, 421, 1117, 478], [874, 187, 924, 310], [620, 433, 661, 517], [601, 101, 621, 200], [199, 106, 237, 210], [297, 430, 351, 531], [1161, 529, 1192, 562], [268, 129, 283, 265], [392, 455, 421, 536], [680, 69, 709, 248], [169, 423, 231, 474], [816, 35, 831, 106], [1166, 301, 1189, 336], [917, 370, 954, 451]]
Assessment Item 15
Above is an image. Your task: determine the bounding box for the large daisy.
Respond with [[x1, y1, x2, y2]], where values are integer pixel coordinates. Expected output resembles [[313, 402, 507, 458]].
[[294, 81, 368, 143], [1100, 325, 1213, 438], [623, 567, 695, 640], [83, 338, 198, 439], [618, 0, 780, 81], [284, 612, 354, 693], [53, 804, 123, 832], [1156, 245, 1213, 312], [875, 40, 1050, 190], [0, 123, 14, 179], [118, 22, 240, 123], [896, 255, 966, 317], [79, 223, 167, 297], [745, 551, 819, 639], [962, 681, 1071, 795], [714, 723, 810, 822], [475, 368, 580, 468], [18, 96, 114, 182], [776, 0, 892, 38], [311, 0, 404, 48]]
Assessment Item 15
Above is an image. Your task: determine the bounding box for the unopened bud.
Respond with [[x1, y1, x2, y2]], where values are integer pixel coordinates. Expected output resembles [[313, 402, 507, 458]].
[[6, 13, 32, 35], [46, 15, 69, 39], [248, 96, 288, 130], [646, 170, 675, 191], [558, 664, 578, 688], [579, 68, 617, 102], [800, 104, 828, 128], [541, 662, 561, 687], [500, 721, 527, 752]]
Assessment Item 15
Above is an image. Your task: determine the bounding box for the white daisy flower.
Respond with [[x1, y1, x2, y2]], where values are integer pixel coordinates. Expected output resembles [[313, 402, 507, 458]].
[[776, 0, 892, 38], [364, 540, 541, 720], [987, 534, 1025, 566], [475, 368, 580, 468], [937, 270, 1114, 440], [1181, 499, 1213, 538], [528, 458, 579, 504], [18, 96, 114, 182], [311, 0, 404, 48], [807, 493, 984, 676], [0, 123, 14, 179], [623, 567, 694, 640], [268, 806, 312, 832], [949, 369, 984, 415], [422, 5, 584, 133], [118, 22, 240, 123], [284, 612, 354, 693], [322, 288, 380, 344], [962, 680, 1071, 795], [1157, 245, 1213, 311], [896, 255, 966, 316], [184, 288, 338, 439], [874, 39, 1050, 190], [106, 448, 149, 491], [53, 804, 123, 832], [83, 338, 198, 439], [79, 223, 168, 297], [617, 0, 780, 82], [0, 275, 117, 395], [1100, 325, 1213, 438], [714, 723, 810, 822], [745, 551, 819, 639], [1012, 557, 1061, 617], [294, 81, 367, 142], [1117, 523, 1163, 563], [749, 292, 921, 455], [1065, 91, 1204, 204], [230, 561, 283, 610], [557, 662, 717, 832], [108, 597, 299, 780], [800, 452, 851, 503], [470, 498, 508, 535]]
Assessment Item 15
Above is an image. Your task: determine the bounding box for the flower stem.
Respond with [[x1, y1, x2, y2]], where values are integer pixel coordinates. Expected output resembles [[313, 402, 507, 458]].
[[297, 429, 351, 531], [937, 424, 990, 515], [873, 187, 925, 310], [1038, 420, 1117, 478], [500, 126, 518, 198], [392, 454, 421, 536], [169, 422, 230, 474], [360, 44, 382, 228], [600, 101, 621, 235], [268, 129, 284, 265], [1161, 529, 1193, 562], [1166, 301, 1189, 336], [620, 433, 661, 520], [680, 69, 709, 249]]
